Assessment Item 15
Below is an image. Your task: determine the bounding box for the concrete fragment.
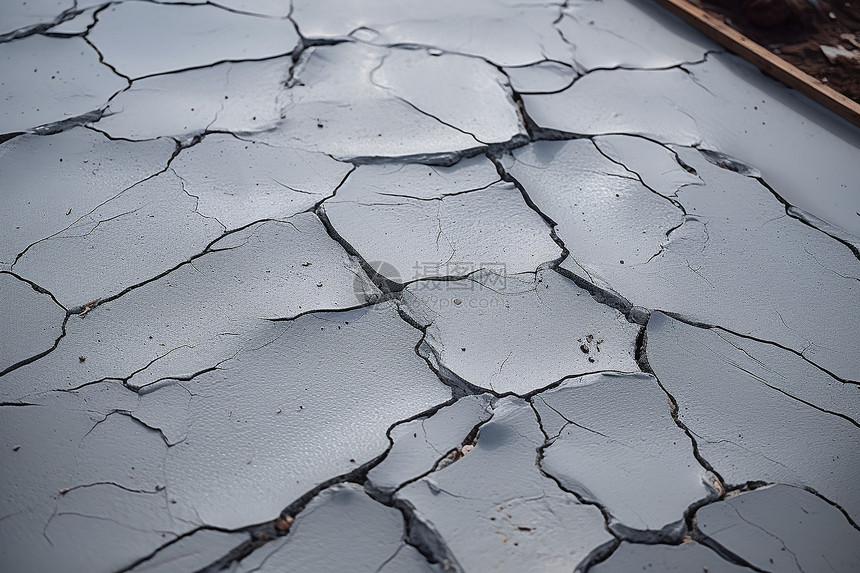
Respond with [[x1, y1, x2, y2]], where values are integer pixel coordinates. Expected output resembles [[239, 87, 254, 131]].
[[170, 133, 351, 229], [697, 485, 860, 573], [522, 54, 860, 237], [235, 484, 441, 573], [591, 541, 750, 572], [324, 156, 559, 282], [0, 273, 64, 373], [164, 304, 450, 528], [402, 269, 640, 394], [535, 372, 716, 537], [14, 170, 224, 306], [396, 397, 613, 572], [367, 394, 494, 496], [291, 0, 568, 66], [95, 58, 292, 141], [0, 128, 175, 268], [88, 2, 299, 79], [557, 0, 715, 71], [1, 215, 378, 398], [646, 312, 860, 519], [0, 36, 125, 133], [508, 140, 860, 380], [257, 43, 524, 161]]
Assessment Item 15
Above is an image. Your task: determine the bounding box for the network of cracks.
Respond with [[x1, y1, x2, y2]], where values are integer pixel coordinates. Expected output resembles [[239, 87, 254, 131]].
[[1, 0, 859, 572]]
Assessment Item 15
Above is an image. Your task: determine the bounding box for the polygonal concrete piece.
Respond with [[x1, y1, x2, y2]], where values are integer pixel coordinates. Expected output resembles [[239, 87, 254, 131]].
[[697, 485, 860, 573], [88, 2, 299, 79], [646, 312, 860, 520], [235, 484, 441, 573], [402, 269, 639, 394], [535, 372, 716, 537], [396, 397, 613, 572]]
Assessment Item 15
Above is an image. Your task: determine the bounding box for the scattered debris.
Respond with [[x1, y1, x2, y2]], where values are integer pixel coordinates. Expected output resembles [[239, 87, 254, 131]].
[[820, 44, 859, 65], [78, 298, 100, 317], [275, 515, 294, 532], [842, 33, 860, 50]]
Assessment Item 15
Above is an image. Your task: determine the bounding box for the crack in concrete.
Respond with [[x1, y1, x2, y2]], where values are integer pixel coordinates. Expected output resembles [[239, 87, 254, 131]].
[[187, 396, 467, 572], [0, 3, 83, 44], [3, 3, 858, 570], [635, 325, 728, 497], [660, 312, 859, 385], [0, 271, 69, 377], [9, 136, 182, 271]]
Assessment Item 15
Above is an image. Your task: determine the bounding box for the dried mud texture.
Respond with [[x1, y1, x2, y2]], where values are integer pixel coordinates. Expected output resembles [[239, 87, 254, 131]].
[[1, 0, 858, 572]]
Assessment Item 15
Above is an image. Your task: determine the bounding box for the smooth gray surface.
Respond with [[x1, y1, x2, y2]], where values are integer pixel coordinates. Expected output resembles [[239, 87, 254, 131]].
[[397, 397, 613, 572], [235, 484, 441, 573], [1, 215, 379, 398], [367, 394, 494, 496], [0, 272, 64, 373], [1, 305, 450, 567], [290, 0, 569, 67], [697, 485, 860, 573], [591, 541, 751, 573], [1, 387, 191, 572], [88, 2, 299, 79], [170, 133, 352, 230], [508, 140, 860, 380], [557, 0, 716, 71], [2, 0, 858, 571], [523, 54, 860, 238], [324, 156, 559, 282], [646, 312, 860, 520], [507, 139, 684, 274], [0, 35, 126, 132], [13, 170, 225, 306], [535, 373, 716, 535], [402, 269, 640, 394], [163, 304, 450, 529], [254, 42, 524, 161], [96, 57, 293, 141], [0, 128, 175, 269]]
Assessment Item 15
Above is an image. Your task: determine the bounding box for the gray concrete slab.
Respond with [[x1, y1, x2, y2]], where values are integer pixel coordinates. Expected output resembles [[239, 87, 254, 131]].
[[1, 0, 858, 571]]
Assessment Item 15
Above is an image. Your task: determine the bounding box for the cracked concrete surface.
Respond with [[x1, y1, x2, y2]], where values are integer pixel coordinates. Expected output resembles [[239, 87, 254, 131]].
[[1, 0, 858, 571]]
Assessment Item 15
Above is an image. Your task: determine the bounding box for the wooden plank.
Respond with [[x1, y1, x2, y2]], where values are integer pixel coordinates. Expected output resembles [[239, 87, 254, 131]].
[[650, 0, 860, 127]]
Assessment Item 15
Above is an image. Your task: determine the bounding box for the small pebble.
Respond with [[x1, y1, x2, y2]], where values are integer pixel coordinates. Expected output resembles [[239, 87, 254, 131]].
[[275, 515, 294, 532]]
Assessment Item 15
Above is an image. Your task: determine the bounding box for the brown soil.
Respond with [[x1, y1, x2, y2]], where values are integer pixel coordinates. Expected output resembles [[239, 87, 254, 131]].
[[689, 0, 860, 102]]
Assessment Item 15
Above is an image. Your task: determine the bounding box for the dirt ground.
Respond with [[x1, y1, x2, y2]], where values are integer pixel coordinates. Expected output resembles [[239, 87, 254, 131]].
[[691, 0, 860, 102]]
